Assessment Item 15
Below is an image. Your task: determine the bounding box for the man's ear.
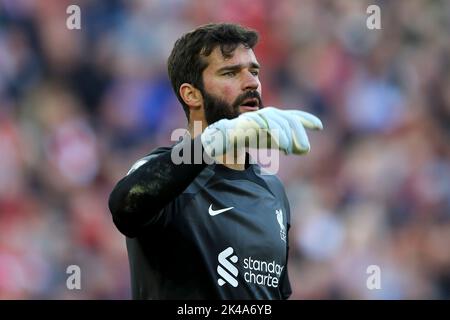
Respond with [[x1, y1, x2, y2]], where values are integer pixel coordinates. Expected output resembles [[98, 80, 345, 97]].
[[179, 83, 203, 111]]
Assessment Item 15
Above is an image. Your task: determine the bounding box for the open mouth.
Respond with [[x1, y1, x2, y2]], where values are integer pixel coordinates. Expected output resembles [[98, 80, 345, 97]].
[[239, 98, 259, 111]]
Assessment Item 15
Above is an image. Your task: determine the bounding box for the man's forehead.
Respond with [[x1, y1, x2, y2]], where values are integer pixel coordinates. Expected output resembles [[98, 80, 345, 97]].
[[206, 44, 258, 67]]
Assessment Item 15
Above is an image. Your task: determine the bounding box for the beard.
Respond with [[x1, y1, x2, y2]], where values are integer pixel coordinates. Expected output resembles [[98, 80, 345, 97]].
[[202, 89, 263, 125]]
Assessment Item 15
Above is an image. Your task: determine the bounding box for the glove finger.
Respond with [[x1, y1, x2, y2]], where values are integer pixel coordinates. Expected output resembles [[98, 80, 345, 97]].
[[257, 110, 292, 153], [239, 110, 287, 151], [289, 110, 323, 130], [239, 111, 268, 129], [282, 114, 311, 154]]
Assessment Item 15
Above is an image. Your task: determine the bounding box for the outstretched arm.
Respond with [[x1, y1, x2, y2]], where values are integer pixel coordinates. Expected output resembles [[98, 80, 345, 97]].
[[108, 135, 208, 238]]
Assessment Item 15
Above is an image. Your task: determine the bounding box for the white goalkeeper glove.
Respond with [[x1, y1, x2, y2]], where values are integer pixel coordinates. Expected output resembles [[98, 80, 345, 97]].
[[201, 106, 323, 157]]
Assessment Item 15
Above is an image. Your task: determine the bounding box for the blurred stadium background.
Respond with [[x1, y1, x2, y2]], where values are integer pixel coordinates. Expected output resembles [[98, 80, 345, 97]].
[[0, 0, 449, 299]]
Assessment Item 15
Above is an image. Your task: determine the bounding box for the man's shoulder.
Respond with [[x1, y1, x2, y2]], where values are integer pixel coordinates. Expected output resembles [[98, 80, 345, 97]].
[[146, 145, 174, 157], [255, 167, 285, 188], [126, 144, 176, 176], [251, 166, 286, 197]]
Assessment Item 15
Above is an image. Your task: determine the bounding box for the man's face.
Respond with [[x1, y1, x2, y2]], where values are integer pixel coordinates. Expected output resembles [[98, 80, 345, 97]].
[[201, 44, 263, 125]]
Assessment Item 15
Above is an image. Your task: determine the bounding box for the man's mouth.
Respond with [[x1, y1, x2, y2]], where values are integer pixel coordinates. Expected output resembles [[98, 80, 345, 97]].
[[239, 98, 260, 112]]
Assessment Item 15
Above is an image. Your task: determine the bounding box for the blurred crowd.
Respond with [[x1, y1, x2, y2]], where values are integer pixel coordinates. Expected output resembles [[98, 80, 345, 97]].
[[0, 0, 449, 299]]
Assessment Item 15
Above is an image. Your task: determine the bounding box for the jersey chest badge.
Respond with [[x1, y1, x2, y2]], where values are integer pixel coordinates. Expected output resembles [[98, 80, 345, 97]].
[[275, 209, 286, 242]]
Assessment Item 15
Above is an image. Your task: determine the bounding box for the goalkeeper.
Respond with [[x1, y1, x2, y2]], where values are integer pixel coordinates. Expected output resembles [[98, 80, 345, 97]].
[[108, 23, 322, 300]]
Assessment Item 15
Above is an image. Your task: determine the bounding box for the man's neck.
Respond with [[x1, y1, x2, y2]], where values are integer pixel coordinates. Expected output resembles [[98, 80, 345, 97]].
[[221, 158, 246, 171], [217, 148, 247, 171], [188, 121, 207, 138]]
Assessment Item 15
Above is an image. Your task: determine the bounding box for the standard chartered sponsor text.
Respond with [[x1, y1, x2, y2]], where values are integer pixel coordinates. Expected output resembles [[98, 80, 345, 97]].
[[243, 256, 284, 288]]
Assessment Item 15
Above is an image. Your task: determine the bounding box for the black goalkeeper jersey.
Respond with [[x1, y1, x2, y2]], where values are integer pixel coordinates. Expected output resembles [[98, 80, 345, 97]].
[[109, 141, 292, 300]]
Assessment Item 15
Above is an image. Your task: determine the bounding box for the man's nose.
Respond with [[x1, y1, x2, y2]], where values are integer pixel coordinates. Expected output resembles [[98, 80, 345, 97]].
[[241, 71, 260, 91]]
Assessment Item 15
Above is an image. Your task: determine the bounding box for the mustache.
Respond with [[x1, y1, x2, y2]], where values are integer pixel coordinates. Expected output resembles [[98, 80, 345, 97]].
[[233, 91, 263, 109]]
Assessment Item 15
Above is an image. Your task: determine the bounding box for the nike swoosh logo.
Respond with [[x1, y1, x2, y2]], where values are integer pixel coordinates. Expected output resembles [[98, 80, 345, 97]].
[[209, 204, 234, 216]]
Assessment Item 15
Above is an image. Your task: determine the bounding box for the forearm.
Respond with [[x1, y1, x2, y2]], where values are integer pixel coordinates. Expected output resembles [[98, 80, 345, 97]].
[[108, 136, 208, 237]]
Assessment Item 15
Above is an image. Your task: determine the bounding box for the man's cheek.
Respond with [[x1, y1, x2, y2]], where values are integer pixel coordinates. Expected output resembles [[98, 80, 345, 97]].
[[222, 85, 236, 104]]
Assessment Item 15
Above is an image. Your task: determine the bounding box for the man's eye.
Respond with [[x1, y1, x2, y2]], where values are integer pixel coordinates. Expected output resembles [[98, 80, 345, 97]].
[[223, 71, 236, 77], [251, 70, 259, 76]]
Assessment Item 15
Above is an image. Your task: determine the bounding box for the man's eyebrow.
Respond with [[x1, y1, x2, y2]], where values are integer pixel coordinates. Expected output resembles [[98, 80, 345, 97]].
[[216, 62, 260, 73]]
